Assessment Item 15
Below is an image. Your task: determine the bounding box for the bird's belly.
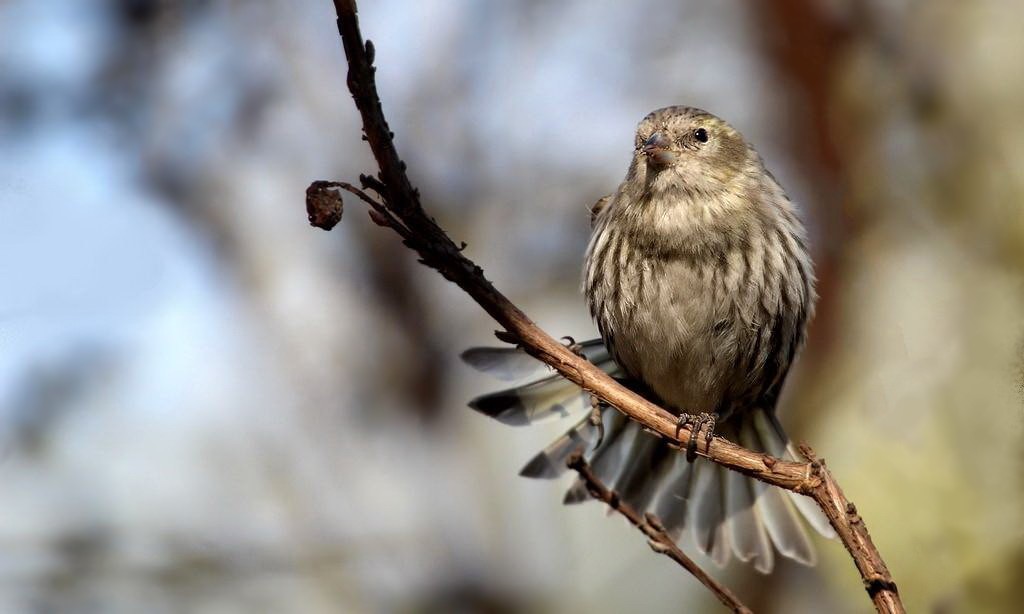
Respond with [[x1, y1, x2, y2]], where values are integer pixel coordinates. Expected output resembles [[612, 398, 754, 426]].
[[604, 256, 754, 414]]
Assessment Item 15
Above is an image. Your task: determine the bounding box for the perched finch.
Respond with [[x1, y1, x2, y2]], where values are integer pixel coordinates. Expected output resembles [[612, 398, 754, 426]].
[[464, 106, 833, 573]]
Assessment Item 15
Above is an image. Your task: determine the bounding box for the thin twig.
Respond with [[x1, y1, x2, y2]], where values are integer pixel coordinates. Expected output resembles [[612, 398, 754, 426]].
[[318, 2, 904, 612], [567, 454, 753, 614]]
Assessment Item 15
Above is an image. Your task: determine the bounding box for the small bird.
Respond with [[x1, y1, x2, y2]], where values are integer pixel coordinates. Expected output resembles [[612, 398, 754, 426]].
[[463, 106, 834, 573]]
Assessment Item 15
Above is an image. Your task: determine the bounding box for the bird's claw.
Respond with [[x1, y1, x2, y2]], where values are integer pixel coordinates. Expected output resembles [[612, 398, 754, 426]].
[[588, 394, 605, 449], [675, 412, 717, 462], [561, 335, 585, 358]]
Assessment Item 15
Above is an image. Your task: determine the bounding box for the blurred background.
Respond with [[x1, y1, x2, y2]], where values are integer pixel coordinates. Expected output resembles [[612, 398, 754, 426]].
[[1, 0, 1023, 612]]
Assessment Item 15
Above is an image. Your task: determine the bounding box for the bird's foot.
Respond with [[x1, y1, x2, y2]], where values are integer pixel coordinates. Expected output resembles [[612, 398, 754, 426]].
[[588, 394, 606, 449], [675, 412, 718, 462], [560, 335, 585, 358]]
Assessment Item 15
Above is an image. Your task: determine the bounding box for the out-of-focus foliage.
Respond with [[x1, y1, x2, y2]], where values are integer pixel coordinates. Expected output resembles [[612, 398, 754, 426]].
[[0, 0, 1021, 612]]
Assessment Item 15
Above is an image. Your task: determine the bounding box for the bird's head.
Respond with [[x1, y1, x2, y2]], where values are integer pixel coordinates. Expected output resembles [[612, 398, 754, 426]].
[[630, 106, 754, 197]]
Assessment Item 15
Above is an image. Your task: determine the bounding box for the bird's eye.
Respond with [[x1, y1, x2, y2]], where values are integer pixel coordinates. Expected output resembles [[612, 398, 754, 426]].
[[694, 128, 709, 143]]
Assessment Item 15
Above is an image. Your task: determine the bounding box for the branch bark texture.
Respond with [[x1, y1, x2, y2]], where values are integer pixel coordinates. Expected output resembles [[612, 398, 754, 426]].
[[321, 2, 904, 612]]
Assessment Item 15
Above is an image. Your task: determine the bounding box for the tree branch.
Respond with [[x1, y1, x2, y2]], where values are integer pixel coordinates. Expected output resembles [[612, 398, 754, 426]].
[[567, 453, 753, 613], [317, 2, 905, 612]]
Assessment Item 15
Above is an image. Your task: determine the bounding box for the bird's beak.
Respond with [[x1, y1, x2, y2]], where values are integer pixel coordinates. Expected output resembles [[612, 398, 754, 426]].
[[641, 131, 675, 168]]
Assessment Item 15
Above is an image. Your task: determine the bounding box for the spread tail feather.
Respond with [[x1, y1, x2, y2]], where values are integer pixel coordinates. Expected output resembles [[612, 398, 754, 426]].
[[739, 416, 817, 565], [724, 464, 774, 573], [461, 339, 608, 383], [751, 409, 836, 540], [462, 339, 833, 574], [467, 373, 590, 426], [464, 341, 620, 426], [651, 454, 696, 539], [518, 414, 601, 479]]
